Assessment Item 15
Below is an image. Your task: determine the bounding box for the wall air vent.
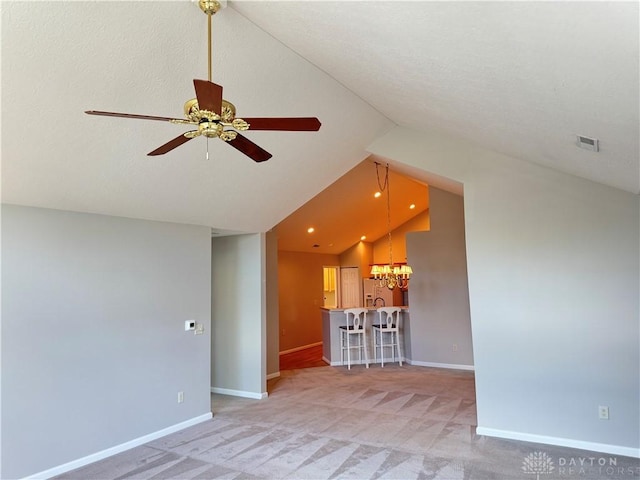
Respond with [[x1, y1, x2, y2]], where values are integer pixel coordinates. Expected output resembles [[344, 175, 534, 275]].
[[577, 135, 599, 152]]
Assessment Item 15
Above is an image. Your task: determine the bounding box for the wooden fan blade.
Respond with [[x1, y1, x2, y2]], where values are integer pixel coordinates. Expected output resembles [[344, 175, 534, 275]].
[[148, 133, 193, 156], [85, 111, 183, 122], [193, 79, 223, 114], [243, 117, 321, 131], [227, 134, 272, 162]]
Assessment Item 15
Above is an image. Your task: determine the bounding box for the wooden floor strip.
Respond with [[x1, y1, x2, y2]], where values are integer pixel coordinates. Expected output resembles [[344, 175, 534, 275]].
[[279, 344, 328, 370]]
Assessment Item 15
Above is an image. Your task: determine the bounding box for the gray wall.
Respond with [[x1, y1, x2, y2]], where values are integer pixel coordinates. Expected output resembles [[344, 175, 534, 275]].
[[406, 187, 473, 367], [266, 230, 280, 377], [211, 234, 266, 397], [370, 127, 640, 455], [1, 205, 212, 479]]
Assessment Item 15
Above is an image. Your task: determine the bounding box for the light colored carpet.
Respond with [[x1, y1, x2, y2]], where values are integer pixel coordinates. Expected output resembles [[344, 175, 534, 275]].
[[55, 365, 638, 479]]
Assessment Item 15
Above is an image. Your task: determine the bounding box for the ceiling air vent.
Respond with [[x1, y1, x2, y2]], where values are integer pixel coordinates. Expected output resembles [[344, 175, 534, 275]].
[[577, 135, 599, 152]]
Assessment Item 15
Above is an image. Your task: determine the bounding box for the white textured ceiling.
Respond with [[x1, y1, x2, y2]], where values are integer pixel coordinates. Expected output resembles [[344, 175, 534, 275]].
[[2, 1, 638, 243], [1, 1, 392, 233], [233, 0, 639, 194]]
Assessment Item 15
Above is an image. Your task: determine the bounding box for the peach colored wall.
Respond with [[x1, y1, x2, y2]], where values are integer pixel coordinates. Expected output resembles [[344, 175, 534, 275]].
[[278, 250, 340, 352], [373, 209, 430, 264], [278, 210, 429, 353], [339, 241, 373, 278]]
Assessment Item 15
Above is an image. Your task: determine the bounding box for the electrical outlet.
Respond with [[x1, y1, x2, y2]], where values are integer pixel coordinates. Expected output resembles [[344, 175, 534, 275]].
[[178, 391, 184, 403], [598, 405, 609, 420], [452, 344, 458, 352], [194, 323, 204, 335], [282, 328, 286, 336]]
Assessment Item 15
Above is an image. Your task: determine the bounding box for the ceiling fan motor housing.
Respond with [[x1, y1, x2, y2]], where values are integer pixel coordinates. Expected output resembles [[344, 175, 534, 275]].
[[198, 119, 223, 138]]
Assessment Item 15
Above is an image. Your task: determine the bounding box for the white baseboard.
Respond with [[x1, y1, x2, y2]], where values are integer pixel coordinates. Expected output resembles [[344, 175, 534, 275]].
[[266, 371, 280, 380], [406, 359, 475, 371], [476, 427, 640, 459], [326, 357, 371, 367], [279, 342, 322, 355], [211, 387, 268, 400], [325, 357, 405, 367], [323, 356, 474, 371], [24, 413, 213, 480]]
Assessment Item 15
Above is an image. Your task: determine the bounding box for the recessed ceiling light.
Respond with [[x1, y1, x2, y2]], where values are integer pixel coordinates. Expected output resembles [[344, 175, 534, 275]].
[[409, 204, 415, 210], [374, 192, 382, 198], [360, 235, 367, 241], [307, 227, 315, 233]]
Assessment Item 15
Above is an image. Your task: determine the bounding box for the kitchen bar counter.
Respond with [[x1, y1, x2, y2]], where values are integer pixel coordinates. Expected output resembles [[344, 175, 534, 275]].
[[320, 307, 410, 366]]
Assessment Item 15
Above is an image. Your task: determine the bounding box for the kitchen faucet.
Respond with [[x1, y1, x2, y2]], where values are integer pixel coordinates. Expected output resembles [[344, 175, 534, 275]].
[[373, 297, 386, 307]]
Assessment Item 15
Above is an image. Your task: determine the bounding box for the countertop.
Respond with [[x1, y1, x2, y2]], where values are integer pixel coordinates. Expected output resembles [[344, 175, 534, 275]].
[[320, 306, 409, 312]]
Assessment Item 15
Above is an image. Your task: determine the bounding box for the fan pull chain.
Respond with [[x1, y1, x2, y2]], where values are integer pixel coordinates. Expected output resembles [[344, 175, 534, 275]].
[[206, 138, 209, 161]]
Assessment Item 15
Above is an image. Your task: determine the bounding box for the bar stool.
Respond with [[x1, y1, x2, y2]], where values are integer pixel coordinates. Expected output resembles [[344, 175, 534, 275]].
[[372, 307, 403, 367], [339, 308, 370, 370]]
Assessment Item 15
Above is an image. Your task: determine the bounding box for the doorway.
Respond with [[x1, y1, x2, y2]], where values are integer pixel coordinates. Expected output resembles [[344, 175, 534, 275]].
[[322, 266, 339, 308]]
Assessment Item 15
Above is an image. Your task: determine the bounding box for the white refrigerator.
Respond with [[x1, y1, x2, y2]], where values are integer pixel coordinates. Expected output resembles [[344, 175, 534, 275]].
[[363, 278, 403, 307]]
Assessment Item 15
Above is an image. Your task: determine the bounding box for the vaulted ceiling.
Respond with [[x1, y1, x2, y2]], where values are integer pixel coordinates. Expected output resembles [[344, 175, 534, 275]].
[[274, 158, 429, 255], [2, 2, 638, 241]]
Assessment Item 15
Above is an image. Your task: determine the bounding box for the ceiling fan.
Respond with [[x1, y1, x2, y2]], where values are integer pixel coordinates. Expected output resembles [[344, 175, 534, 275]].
[[85, 0, 321, 162]]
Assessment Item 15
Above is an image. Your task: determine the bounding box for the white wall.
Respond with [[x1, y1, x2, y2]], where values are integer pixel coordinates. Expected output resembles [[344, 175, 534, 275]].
[[406, 187, 473, 368], [1, 205, 212, 479], [211, 234, 267, 398], [369, 127, 640, 456]]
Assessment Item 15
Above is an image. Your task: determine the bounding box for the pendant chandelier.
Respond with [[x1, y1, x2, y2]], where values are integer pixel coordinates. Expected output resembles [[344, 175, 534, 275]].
[[370, 162, 413, 290]]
